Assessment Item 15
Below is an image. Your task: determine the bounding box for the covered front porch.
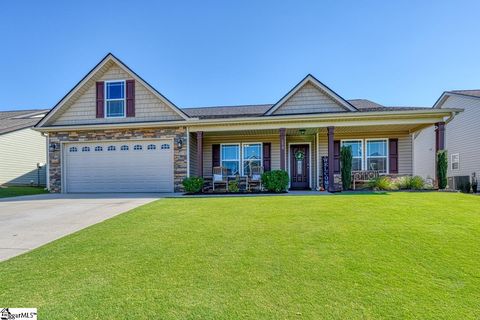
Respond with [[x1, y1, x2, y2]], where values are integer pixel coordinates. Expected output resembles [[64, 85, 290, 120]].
[[187, 120, 447, 192]]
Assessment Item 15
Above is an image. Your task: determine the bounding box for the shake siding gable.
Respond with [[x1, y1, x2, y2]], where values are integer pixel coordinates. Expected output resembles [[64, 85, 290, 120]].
[[49, 63, 183, 126], [272, 83, 348, 115]]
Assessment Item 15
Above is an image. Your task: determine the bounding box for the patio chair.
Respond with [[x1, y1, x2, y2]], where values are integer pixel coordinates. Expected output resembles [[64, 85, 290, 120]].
[[248, 165, 263, 192], [212, 166, 228, 191]]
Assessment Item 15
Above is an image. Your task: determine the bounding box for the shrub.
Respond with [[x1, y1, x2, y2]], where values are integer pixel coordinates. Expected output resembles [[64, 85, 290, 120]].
[[262, 170, 289, 193], [368, 176, 397, 191], [393, 176, 410, 190], [409, 176, 425, 190], [458, 180, 471, 193], [182, 176, 204, 194], [437, 150, 448, 189], [340, 146, 353, 191], [228, 179, 240, 193]]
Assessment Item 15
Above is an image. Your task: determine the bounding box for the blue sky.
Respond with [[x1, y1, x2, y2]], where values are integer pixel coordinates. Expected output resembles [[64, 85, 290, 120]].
[[1, 0, 479, 111]]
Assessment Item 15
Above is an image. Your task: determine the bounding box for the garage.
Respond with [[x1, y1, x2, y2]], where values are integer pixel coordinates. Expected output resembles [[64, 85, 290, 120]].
[[63, 139, 174, 193]]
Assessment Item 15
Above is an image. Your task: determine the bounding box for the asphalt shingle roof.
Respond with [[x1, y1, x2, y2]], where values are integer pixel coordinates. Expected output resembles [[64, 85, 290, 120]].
[[0, 109, 48, 135], [448, 90, 480, 98]]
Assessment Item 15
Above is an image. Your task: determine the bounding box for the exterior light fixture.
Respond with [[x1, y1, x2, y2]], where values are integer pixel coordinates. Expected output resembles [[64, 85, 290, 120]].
[[299, 129, 306, 135], [177, 138, 183, 149], [49, 142, 60, 152]]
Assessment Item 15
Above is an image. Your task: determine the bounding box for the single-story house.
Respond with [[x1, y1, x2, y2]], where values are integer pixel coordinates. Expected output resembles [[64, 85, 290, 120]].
[[34, 53, 460, 193], [414, 90, 479, 191], [0, 109, 48, 186]]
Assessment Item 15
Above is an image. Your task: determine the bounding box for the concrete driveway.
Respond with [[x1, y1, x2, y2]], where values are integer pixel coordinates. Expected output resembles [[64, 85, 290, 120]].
[[0, 193, 161, 262]]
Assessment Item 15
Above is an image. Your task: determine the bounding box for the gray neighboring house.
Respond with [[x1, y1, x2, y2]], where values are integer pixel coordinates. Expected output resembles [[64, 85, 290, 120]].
[[0, 109, 49, 186], [414, 90, 479, 191]]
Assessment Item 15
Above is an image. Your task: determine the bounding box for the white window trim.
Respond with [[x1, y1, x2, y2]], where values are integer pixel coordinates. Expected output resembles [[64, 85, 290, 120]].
[[104, 80, 126, 118], [220, 143, 241, 175], [451, 153, 460, 170], [365, 138, 389, 174], [241, 142, 263, 176], [341, 139, 364, 171]]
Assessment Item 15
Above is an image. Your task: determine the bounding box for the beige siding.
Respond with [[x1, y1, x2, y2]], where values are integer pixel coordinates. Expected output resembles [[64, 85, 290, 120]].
[[0, 128, 47, 186], [413, 125, 436, 179], [272, 83, 347, 115], [202, 134, 280, 177], [441, 95, 480, 179], [317, 132, 413, 176], [50, 62, 183, 126]]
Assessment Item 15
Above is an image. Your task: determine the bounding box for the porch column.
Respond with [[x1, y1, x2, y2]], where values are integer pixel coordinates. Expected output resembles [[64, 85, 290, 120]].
[[327, 126, 335, 192], [196, 131, 203, 177], [435, 122, 445, 152], [279, 128, 286, 170]]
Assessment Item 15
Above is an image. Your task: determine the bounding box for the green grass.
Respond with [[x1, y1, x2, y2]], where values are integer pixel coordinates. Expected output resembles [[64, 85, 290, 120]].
[[0, 186, 47, 198], [1, 193, 479, 319]]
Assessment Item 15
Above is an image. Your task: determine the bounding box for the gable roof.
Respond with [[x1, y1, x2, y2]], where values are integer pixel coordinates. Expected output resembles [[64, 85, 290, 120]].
[[182, 99, 427, 119], [264, 74, 358, 115], [433, 89, 480, 108], [0, 109, 48, 135], [36, 53, 190, 127]]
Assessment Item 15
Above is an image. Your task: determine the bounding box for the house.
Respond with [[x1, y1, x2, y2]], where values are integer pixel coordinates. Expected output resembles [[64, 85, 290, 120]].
[[414, 90, 479, 191], [0, 109, 48, 186], [34, 54, 460, 193]]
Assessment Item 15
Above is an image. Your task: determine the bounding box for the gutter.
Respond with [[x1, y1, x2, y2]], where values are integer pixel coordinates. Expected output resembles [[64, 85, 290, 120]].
[[33, 108, 462, 132]]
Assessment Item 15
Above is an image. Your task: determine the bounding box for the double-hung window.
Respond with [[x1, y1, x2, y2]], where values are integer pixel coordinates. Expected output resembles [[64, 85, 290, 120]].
[[242, 143, 262, 175], [221, 144, 240, 175], [341, 140, 363, 171], [105, 81, 125, 117], [451, 153, 460, 170], [366, 139, 388, 173]]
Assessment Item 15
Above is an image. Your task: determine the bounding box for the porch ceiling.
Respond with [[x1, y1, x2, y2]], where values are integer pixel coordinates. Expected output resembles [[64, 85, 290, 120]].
[[202, 123, 432, 137]]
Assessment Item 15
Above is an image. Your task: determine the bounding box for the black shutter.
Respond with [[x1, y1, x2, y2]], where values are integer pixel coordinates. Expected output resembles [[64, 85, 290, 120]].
[[262, 142, 271, 171], [212, 144, 220, 168], [389, 139, 398, 174], [334, 140, 340, 174]]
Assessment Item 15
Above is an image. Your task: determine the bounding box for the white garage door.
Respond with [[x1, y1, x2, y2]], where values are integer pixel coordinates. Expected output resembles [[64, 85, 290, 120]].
[[64, 140, 174, 193]]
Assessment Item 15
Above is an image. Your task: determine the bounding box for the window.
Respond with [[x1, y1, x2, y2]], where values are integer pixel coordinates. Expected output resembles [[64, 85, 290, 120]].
[[82, 146, 90, 152], [341, 140, 363, 171], [95, 146, 103, 152], [107, 145, 116, 151], [120, 145, 129, 151], [221, 144, 240, 175], [160, 144, 170, 150], [133, 144, 142, 150], [105, 81, 125, 118], [69, 146, 78, 152], [366, 139, 388, 173], [451, 153, 460, 170], [242, 143, 262, 176], [147, 144, 156, 150]]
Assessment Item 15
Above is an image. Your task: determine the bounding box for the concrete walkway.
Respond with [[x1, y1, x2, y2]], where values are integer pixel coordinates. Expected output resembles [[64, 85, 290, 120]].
[[0, 193, 161, 262]]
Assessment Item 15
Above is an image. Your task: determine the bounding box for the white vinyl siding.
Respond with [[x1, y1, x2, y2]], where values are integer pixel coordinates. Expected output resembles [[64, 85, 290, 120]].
[[0, 128, 46, 186]]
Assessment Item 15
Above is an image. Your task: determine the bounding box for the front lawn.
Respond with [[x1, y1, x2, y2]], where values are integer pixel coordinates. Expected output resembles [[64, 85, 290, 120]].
[[0, 186, 47, 198], [1, 193, 479, 319]]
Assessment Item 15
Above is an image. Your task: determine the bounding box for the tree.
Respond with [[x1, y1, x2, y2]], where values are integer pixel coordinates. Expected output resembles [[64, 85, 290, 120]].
[[341, 145, 353, 190]]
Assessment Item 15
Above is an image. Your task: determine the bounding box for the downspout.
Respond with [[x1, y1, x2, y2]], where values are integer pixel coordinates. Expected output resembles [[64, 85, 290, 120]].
[[445, 110, 459, 125]]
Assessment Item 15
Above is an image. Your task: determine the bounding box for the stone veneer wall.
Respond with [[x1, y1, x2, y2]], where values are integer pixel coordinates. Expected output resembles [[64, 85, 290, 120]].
[[48, 127, 187, 193]]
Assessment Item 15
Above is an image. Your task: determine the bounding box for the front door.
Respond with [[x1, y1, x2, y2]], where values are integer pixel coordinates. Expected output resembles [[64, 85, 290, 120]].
[[290, 144, 310, 190]]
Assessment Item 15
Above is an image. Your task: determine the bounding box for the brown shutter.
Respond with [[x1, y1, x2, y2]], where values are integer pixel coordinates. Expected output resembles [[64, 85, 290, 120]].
[[389, 138, 398, 174], [334, 140, 340, 174], [126, 80, 135, 117], [96, 81, 104, 118], [212, 144, 220, 168], [262, 142, 271, 171]]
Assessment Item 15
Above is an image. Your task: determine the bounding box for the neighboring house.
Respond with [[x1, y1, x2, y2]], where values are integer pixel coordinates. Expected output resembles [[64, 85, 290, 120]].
[[34, 54, 459, 193], [414, 90, 479, 190], [0, 109, 48, 186]]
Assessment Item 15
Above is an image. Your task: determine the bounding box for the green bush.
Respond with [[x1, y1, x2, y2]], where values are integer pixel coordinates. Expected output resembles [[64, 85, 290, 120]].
[[368, 176, 397, 191], [182, 176, 204, 194], [340, 146, 353, 190], [393, 176, 410, 190], [437, 151, 448, 189], [410, 176, 425, 190], [458, 180, 471, 193], [262, 170, 289, 193], [228, 179, 240, 193]]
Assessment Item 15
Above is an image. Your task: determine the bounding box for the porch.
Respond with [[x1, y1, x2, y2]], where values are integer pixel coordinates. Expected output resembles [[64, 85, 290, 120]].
[[187, 122, 446, 192]]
